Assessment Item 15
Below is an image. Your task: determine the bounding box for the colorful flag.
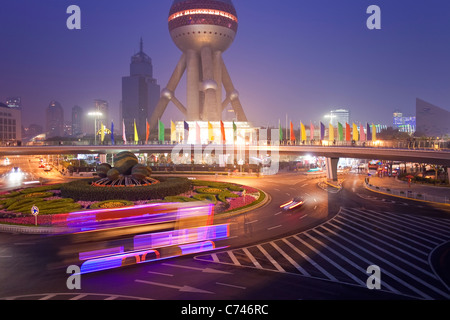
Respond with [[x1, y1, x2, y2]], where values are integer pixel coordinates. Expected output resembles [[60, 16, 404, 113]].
[[352, 123, 359, 141], [122, 119, 127, 144], [329, 123, 334, 141], [158, 120, 165, 142], [134, 119, 139, 143], [345, 123, 351, 141], [320, 122, 325, 140], [310, 122, 314, 141], [111, 121, 115, 145], [146, 119, 150, 144], [220, 121, 226, 143], [100, 121, 105, 143], [171, 120, 176, 142], [279, 119, 283, 141], [300, 122, 306, 141], [366, 123, 372, 141], [183, 121, 189, 141], [289, 121, 295, 141], [338, 122, 344, 141], [208, 122, 214, 141], [359, 123, 366, 141]]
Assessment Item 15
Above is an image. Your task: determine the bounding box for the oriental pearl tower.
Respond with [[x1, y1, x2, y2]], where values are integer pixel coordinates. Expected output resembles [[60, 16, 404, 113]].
[[149, 0, 248, 131]]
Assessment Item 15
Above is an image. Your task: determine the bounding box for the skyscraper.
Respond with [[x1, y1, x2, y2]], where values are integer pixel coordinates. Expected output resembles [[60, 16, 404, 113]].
[[121, 38, 160, 141], [71, 105, 83, 136], [46, 100, 64, 138]]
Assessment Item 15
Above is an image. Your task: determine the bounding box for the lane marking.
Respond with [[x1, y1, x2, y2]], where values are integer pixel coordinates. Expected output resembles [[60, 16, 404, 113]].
[[267, 225, 282, 231], [147, 271, 174, 277], [216, 282, 246, 290]]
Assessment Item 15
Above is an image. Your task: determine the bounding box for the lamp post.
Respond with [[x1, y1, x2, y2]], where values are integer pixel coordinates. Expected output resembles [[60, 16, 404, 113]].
[[88, 111, 103, 145]]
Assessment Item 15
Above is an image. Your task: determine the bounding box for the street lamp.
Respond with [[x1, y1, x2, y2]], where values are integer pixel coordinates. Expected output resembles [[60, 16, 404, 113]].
[[88, 111, 103, 145]]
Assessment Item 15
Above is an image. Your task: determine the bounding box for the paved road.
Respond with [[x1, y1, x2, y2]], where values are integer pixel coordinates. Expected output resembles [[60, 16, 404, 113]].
[[0, 172, 449, 300]]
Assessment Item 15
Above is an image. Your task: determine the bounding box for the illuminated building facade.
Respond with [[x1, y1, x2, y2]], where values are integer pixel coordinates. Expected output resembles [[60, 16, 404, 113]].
[[324, 109, 350, 127], [0, 102, 22, 144], [393, 109, 416, 134], [150, 0, 248, 133]]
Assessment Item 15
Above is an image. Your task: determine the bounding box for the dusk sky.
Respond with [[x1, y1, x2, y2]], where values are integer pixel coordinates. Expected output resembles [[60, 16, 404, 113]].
[[1, 0, 450, 129]]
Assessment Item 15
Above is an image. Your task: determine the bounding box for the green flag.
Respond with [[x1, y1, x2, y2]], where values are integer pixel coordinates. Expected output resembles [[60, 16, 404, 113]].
[[279, 119, 283, 141], [338, 122, 344, 141], [158, 120, 165, 142], [233, 121, 237, 141]]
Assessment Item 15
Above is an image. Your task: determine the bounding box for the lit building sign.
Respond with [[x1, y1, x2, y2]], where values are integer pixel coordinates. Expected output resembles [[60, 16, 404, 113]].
[[169, 9, 238, 23]]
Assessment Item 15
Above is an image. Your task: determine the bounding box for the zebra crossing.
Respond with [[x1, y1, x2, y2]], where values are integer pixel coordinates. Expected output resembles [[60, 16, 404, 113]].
[[195, 207, 450, 299]]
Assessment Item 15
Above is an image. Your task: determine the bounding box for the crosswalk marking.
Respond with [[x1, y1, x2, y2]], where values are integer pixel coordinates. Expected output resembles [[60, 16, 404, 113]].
[[281, 238, 337, 282], [242, 248, 262, 269], [339, 210, 429, 256], [195, 207, 450, 299], [256, 245, 285, 272], [270, 241, 310, 276]]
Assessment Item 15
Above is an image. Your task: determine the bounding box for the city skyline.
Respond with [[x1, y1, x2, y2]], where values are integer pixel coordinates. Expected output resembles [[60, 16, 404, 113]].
[[1, 0, 450, 129]]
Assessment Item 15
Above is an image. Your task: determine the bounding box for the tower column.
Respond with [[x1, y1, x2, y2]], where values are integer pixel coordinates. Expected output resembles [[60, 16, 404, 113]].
[[213, 51, 223, 120], [201, 46, 219, 121], [149, 54, 186, 131], [186, 49, 200, 121]]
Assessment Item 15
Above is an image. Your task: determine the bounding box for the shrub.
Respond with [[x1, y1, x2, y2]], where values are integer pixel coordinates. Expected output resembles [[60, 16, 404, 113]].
[[191, 180, 244, 192], [60, 176, 191, 201], [164, 196, 197, 202], [192, 194, 217, 204], [195, 187, 223, 194], [90, 200, 134, 209], [217, 191, 239, 203]]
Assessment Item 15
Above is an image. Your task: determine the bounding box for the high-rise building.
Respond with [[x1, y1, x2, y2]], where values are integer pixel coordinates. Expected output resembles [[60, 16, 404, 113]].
[[416, 98, 450, 137], [0, 102, 22, 144], [46, 100, 64, 138], [324, 109, 350, 126], [94, 99, 109, 125], [71, 105, 83, 136], [121, 38, 160, 140]]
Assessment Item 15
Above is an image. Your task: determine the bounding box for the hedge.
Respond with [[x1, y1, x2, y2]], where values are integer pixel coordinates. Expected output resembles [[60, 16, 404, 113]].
[[60, 176, 192, 201]]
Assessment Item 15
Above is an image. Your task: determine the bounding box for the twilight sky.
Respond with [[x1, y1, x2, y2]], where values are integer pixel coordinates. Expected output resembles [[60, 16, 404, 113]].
[[1, 0, 449, 129]]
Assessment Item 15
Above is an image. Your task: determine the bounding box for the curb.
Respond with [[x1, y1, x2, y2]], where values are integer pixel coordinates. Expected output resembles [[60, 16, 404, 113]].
[[364, 182, 450, 207]]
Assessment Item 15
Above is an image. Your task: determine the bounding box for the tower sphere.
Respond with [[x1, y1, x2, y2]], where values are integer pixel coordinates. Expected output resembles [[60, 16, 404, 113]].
[[168, 0, 238, 52]]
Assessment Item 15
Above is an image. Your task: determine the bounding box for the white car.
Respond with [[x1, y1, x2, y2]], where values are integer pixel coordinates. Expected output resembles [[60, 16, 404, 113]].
[[280, 196, 306, 211]]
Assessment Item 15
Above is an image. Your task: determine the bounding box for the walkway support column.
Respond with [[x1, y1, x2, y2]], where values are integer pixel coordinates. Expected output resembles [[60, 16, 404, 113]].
[[326, 157, 339, 181]]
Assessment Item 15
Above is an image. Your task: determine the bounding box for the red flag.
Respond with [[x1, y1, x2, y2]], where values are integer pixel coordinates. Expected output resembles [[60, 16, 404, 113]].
[[145, 120, 150, 144], [345, 123, 351, 141], [220, 121, 226, 143], [290, 121, 295, 141]]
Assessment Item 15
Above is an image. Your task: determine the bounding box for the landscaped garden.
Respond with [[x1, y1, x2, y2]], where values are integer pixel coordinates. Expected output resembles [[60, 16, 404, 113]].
[[0, 178, 264, 226], [0, 151, 265, 227]]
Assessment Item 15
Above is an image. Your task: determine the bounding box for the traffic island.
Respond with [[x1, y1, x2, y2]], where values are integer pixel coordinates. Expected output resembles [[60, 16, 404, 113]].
[[0, 178, 267, 233]]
